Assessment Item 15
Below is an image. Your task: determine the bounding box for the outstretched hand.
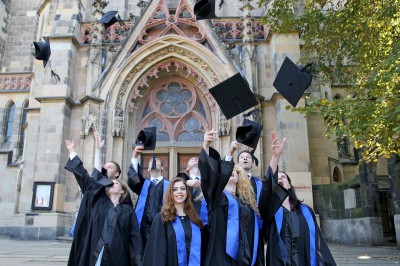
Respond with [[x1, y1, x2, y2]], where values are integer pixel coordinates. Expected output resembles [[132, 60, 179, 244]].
[[94, 131, 105, 149], [132, 145, 144, 159], [203, 125, 218, 151], [65, 139, 75, 153], [271, 130, 287, 158], [228, 140, 241, 156]]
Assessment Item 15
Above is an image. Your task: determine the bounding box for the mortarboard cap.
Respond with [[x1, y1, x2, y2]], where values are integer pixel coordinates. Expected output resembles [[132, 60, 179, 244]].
[[33, 37, 51, 68], [194, 0, 216, 20], [135, 127, 157, 150], [99, 11, 122, 28], [176, 172, 190, 181], [273, 57, 312, 107], [236, 119, 263, 150], [209, 73, 258, 120]]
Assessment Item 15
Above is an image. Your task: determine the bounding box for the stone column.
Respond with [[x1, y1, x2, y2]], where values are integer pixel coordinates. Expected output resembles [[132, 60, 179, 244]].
[[388, 154, 400, 247]]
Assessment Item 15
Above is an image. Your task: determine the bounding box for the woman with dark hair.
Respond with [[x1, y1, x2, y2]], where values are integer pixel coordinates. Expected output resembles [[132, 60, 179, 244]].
[[142, 177, 203, 266], [259, 131, 336, 266], [199, 128, 264, 266]]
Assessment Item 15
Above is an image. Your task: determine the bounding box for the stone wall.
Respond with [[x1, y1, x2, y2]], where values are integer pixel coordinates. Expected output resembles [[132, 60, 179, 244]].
[[0, 0, 11, 69], [313, 177, 384, 245]]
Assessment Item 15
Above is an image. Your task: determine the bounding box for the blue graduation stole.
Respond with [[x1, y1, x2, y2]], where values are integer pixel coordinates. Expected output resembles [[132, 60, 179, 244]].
[[223, 191, 239, 260], [275, 204, 317, 266], [199, 199, 208, 225], [253, 178, 263, 229], [172, 216, 201, 266], [253, 178, 262, 204], [135, 179, 170, 228]]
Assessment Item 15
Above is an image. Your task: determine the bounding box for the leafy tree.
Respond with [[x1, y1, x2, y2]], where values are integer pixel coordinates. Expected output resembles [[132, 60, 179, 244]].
[[259, 0, 400, 161]]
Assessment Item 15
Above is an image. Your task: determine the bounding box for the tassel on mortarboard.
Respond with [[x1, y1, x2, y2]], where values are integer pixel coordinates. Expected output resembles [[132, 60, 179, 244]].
[[250, 150, 259, 167], [151, 152, 157, 171]]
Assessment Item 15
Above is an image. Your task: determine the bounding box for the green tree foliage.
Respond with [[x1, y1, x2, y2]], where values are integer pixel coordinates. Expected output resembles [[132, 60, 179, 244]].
[[259, 0, 400, 161]]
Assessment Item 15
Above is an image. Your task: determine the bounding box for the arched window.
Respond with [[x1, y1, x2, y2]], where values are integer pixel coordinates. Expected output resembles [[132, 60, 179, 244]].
[[137, 78, 209, 142], [4, 102, 15, 142], [18, 101, 29, 156], [333, 166, 342, 183]]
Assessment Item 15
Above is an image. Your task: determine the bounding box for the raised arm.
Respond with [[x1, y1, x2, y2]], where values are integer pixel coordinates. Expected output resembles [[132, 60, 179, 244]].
[[127, 145, 146, 194], [93, 131, 104, 172], [199, 128, 234, 211], [259, 131, 288, 225], [64, 139, 91, 194]]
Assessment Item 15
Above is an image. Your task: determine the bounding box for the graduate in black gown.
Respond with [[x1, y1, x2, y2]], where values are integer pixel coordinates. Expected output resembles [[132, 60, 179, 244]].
[[65, 133, 142, 266], [226, 142, 265, 265], [199, 128, 264, 266], [128, 145, 169, 248], [259, 131, 336, 266], [142, 177, 203, 266]]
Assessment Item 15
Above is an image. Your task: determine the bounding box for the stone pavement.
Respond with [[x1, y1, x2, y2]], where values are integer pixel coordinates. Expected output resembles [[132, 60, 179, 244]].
[[0, 238, 399, 265]]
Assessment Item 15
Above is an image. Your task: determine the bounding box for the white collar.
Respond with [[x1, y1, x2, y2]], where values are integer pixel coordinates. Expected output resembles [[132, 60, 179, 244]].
[[190, 175, 201, 181], [151, 176, 163, 183]]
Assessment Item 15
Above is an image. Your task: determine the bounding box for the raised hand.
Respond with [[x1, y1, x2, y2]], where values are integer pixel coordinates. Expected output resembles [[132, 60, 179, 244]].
[[271, 130, 287, 158], [65, 139, 75, 153], [132, 145, 144, 159], [94, 131, 105, 149], [203, 125, 218, 151], [187, 179, 201, 190], [227, 140, 241, 157]]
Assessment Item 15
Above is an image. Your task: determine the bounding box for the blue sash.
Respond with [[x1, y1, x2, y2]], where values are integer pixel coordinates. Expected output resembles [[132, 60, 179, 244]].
[[172, 216, 201, 266], [199, 199, 208, 225], [251, 211, 259, 266], [223, 190, 239, 260], [135, 179, 170, 228], [254, 178, 262, 203], [275, 204, 317, 266], [253, 178, 263, 229]]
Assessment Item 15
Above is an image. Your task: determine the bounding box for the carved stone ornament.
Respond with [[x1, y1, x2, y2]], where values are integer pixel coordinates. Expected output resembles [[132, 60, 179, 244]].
[[218, 112, 231, 136], [81, 101, 100, 136], [112, 98, 124, 137]]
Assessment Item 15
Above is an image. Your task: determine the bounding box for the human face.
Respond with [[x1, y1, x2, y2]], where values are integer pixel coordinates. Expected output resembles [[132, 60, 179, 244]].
[[277, 172, 291, 190], [107, 180, 124, 195], [229, 169, 239, 184], [148, 157, 162, 171], [172, 181, 187, 204], [186, 157, 199, 170], [238, 152, 253, 172], [103, 162, 120, 179]]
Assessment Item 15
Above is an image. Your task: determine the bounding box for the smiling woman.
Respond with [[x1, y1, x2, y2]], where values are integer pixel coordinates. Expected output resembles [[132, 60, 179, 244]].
[[142, 177, 203, 266]]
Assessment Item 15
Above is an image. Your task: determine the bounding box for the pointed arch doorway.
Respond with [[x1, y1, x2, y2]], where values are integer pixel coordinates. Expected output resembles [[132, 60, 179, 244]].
[[129, 72, 212, 179]]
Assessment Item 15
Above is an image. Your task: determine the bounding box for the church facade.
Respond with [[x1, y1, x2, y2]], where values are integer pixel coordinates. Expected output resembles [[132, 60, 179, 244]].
[[0, 0, 395, 246]]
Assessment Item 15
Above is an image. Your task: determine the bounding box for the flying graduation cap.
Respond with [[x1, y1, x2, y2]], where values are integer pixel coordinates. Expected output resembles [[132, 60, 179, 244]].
[[273, 57, 312, 107], [236, 119, 263, 166], [194, 0, 216, 20], [33, 37, 51, 68], [209, 73, 258, 120], [99, 11, 124, 28], [135, 127, 158, 170], [32, 37, 60, 84]]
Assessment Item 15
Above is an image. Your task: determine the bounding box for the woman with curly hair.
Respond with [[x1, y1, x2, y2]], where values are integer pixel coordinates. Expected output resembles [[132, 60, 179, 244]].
[[142, 177, 203, 266], [199, 128, 264, 266]]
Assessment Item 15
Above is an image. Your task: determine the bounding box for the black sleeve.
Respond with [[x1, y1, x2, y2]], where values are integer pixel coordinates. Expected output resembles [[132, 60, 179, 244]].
[[142, 214, 167, 266], [64, 156, 91, 194], [127, 163, 145, 195], [91, 168, 114, 187], [199, 147, 234, 211], [259, 166, 288, 225], [129, 210, 143, 266]]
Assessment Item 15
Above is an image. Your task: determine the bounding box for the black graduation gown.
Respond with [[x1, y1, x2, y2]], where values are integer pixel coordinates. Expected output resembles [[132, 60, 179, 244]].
[[199, 147, 264, 266], [259, 167, 336, 266], [65, 156, 113, 266], [92, 187, 143, 266], [250, 176, 265, 265], [127, 163, 166, 247], [143, 213, 200, 266]]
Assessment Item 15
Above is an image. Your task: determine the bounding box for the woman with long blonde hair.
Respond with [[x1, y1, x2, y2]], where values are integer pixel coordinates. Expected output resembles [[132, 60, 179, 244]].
[[142, 177, 203, 266], [199, 128, 264, 266]]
